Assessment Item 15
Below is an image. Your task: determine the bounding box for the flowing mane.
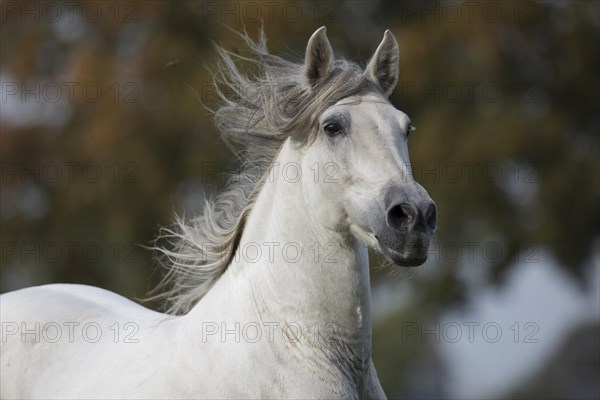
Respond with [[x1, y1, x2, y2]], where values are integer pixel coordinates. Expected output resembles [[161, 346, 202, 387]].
[[152, 29, 373, 315]]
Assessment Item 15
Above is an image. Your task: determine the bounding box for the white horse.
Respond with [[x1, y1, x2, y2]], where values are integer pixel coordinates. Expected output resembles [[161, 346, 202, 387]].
[[0, 27, 436, 399]]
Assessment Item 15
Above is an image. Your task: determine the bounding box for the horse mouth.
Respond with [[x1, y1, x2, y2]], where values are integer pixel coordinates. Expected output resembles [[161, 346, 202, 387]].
[[380, 246, 428, 267], [377, 234, 431, 267]]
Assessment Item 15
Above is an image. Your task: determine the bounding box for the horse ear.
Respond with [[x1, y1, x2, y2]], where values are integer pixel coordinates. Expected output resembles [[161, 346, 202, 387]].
[[305, 26, 333, 86], [365, 30, 399, 97]]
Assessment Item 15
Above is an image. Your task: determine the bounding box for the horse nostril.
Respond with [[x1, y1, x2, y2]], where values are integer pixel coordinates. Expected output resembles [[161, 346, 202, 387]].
[[424, 202, 437, 232], [387, 203, 418, 231]]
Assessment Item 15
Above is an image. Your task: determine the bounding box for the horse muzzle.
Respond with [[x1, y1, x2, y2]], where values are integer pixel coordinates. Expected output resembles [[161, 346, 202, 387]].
[[376, 197, 437, 267]]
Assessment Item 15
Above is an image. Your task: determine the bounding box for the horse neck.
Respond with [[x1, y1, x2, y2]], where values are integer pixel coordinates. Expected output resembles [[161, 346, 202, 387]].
[[182, 139, 374, 391], [229, 139, 372, 349], [243, 141, 371, 350]]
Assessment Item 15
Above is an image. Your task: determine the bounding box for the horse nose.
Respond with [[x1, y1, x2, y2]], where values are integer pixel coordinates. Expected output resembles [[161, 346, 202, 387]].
[[386, 203, 418, 231], [423, 201, 437, 232], [386, 201, 437, 233]]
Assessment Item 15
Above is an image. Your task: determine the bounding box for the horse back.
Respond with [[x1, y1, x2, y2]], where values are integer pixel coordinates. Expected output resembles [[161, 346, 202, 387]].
[[0, 284, 167, 398]]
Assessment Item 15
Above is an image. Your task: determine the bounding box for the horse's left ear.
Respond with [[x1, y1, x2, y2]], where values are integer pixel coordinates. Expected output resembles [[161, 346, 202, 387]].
[[365, 30, 399, 97], [305, 26, 333, 86]]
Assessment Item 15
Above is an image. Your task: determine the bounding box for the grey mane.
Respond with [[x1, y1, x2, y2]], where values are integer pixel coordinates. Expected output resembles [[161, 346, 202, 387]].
[[152, 29, 374, 315]]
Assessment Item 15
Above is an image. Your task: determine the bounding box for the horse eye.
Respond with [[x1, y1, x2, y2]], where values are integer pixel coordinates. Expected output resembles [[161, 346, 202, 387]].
[[324, 122, 343, 137]]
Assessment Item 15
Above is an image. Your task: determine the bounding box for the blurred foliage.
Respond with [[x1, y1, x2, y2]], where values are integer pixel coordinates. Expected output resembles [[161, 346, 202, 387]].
[[1, 1, 598, 398], [508, 322, 600, 400]]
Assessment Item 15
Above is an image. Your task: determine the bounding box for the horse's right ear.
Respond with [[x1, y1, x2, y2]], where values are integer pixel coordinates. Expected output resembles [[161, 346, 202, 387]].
[[365, 30, 399, 97], [305, 26, 333, 86]]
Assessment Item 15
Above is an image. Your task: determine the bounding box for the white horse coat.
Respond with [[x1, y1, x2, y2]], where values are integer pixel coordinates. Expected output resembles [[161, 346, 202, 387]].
[[1, 27, 436, 399]]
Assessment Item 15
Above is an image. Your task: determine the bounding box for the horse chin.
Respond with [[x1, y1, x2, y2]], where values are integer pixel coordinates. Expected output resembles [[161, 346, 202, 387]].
[[382, 249, 428, 267]]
